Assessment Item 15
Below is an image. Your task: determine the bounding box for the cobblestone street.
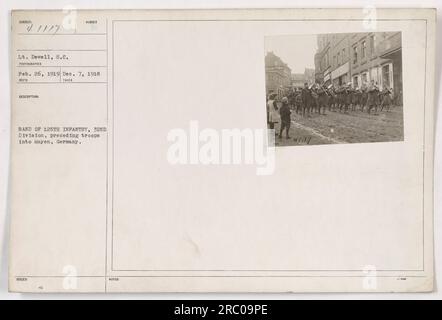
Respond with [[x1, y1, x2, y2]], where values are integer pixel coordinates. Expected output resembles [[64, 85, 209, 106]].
[[274, 106, 404, 146]]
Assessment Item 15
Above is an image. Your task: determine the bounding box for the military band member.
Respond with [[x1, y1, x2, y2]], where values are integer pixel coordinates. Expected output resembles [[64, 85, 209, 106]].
[[329, 85, 338, 111], [360, 84, 368, 112], [295, 90, 302, 115], [380, 87, 393, 112], [288, 90, 297, 111], [301, 82, 312, 117], [352, 87, 362, 111], [345, 83, 353, 112], [338, 85, 346, 112], [310, 84, 319, 114], [317, 84, 328, 115], [366, 80, 379, 114]]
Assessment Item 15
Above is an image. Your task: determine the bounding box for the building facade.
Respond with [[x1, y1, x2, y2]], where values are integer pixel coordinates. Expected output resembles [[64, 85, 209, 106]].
[[291, 73, 305, 88], [265, 51, 292, 98], [304, 68, 315, 85], [315, 32, 402, 104], [291, 68, 316, 89]]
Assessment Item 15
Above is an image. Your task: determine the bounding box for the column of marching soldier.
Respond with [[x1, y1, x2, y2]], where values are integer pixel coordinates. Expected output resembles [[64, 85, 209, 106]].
[[266, 81, 397, 139]]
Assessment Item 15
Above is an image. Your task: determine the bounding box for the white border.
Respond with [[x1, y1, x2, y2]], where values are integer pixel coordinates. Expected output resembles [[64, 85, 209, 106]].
[[0, 0, 440, 299]]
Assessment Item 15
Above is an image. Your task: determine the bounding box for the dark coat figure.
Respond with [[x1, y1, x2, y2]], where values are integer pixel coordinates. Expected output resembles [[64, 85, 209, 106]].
[[346, 88, 353, 105], [301, 84, 312, 116], [328, 88, 338, 111], [366, 83, 379, 113], [311, 88, 319, 113], [361, 87, 368, 111], [380, 88, 393, 111], [394, 89, 402, 106], [353, 89, 362, 106], [279, 98, 291, 139], [288, 92, 297, 110], [346, 88, 354, 111], [337, 87, 348, 112], [336, 87, 343, 107], [295, 93, 302, 114], [336, 87, 342, 106], [317, 86, 328, 114]]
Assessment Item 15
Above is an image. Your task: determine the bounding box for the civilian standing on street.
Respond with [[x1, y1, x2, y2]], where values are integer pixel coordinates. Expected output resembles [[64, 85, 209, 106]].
[[267, 93, 279, 130]]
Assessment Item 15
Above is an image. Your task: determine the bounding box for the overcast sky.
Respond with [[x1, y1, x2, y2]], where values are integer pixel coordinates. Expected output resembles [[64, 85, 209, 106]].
[[265, 34, 318, 74]]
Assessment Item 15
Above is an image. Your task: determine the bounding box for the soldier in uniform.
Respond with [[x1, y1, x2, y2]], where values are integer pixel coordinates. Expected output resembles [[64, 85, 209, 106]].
[[349, 85, 357, 111], [295, 89, 302, 115], [317, 84, 328, 115], [329, 85, 338, 111], [338, 85, 346, 113], [360, 83, 368, 112], [346, 83, 354, 112], [301, 82, 312, 117], [366, 80, 379, 114], [310, 84, 320, 114], [375, 83, 382, 111], [336, 85, 342, 112], [380, 87, 393, 112], [352, 87, 362, 111]]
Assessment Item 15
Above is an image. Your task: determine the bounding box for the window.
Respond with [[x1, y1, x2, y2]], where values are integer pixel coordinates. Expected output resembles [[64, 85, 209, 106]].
[[382, 64, 391, 89], [370, 35, 375, 55], [353, 46, 358, 64], [342, 48, 346, 61], [353, 76, 359, 88], [361, 41, 366, 59], [361, 73, 367, 85], [337, 52, 340, 65]]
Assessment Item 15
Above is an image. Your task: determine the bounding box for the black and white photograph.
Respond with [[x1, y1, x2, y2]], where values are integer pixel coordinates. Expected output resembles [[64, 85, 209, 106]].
[[265, 32, 404, 146]]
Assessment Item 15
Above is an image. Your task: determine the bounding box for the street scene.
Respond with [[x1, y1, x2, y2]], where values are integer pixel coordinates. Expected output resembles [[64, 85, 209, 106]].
[[265, 32, 403, 146]]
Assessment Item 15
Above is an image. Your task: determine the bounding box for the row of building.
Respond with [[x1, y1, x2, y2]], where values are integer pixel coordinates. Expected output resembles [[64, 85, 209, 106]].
[[291, 68, 315, 88], [265, 51, 315, 98], [314, 31, 402, 104]]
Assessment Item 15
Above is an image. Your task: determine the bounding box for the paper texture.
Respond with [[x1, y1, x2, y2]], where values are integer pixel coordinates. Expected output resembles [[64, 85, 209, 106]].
[[9, 8, 435, 292]]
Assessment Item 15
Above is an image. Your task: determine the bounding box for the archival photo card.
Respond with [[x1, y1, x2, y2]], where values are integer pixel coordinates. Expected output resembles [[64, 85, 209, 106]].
[[8, 8, 435, 293]]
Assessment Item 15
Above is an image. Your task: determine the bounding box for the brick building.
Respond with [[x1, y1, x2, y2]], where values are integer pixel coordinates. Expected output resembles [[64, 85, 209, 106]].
[[265, 51, 292, 98], [315, 32, 402, 104]]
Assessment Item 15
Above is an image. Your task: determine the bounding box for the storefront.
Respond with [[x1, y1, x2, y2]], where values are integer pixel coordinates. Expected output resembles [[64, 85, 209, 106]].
[[331, 62, 349, 86], [380, 48, 402, 105], [381, 62, 393, 90]]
